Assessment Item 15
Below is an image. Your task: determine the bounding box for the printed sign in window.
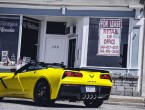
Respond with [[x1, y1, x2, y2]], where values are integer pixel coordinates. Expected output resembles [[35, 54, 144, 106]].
[[97, 19, 122, 56], [1, 51, 8, 63]]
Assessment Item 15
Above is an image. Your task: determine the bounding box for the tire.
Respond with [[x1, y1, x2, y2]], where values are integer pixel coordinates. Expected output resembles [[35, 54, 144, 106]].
[[34, 80, 55, 106], [84, 100, 103, 108], [0, 97, 4, 101]]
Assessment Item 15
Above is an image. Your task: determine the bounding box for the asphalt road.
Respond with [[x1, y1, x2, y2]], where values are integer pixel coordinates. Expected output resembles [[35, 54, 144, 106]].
[[0, 98, 145, 110]]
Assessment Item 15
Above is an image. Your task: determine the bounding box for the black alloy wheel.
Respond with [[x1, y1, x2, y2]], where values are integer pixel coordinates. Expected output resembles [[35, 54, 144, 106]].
[[0, 97, 4, 101], [84, 100, 103, 108], [34, 80, 54, 106]]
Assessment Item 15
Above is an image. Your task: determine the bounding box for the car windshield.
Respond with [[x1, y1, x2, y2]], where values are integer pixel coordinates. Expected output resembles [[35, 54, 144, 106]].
[[16, 62, 65, 73]]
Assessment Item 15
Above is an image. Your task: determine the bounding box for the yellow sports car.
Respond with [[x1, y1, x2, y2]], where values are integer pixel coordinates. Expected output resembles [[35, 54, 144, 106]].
[[0, 62, 112, 108]]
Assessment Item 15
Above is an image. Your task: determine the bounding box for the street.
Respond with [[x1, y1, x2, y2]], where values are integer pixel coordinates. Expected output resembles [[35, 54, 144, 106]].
[[0, 98, 144, 110]]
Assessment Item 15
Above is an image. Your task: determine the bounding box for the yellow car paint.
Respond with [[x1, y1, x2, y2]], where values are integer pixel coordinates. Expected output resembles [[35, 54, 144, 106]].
[[0, 64, 112, 101]]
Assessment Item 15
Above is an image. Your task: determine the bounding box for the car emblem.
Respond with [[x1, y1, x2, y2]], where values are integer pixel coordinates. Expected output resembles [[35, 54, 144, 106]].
[[89, 74, 94, 78]]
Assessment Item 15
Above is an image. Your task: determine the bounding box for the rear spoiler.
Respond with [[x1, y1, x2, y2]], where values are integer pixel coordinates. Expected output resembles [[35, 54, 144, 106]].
[[64, 68, 109, 73]]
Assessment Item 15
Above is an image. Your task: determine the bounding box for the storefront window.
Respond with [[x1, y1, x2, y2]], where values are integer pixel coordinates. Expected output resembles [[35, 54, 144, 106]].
[[0, 15, 20, 67], [46, 21, 66, 35], [21, 16, 40, 61], [87, 18, 129, 68]]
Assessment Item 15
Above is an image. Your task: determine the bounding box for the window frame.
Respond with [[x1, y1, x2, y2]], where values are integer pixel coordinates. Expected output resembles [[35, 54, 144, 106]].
[[82, 17, 134, 69]]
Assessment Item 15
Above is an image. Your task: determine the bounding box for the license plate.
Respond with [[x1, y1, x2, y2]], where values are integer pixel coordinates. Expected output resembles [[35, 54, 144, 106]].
[[86, 86, 96, 92]]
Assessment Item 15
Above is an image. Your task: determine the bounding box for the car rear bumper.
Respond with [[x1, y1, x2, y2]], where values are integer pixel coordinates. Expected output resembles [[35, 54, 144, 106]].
[[57, 84, 111, 101]]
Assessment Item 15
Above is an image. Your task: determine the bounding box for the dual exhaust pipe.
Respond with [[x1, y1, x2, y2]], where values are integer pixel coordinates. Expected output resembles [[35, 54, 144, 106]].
[[82, 94, 97, 100]]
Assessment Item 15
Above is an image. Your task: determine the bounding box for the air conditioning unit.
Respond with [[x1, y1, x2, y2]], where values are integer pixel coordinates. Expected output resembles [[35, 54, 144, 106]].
[[65, 26, 76, 35]]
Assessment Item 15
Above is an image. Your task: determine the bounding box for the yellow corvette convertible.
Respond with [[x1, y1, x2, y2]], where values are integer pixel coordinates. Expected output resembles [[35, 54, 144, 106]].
[[0, 62, 112, 108]]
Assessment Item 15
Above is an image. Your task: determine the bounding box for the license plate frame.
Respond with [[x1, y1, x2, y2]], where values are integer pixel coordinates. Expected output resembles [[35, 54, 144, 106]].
[[86, 86, 96, 92]]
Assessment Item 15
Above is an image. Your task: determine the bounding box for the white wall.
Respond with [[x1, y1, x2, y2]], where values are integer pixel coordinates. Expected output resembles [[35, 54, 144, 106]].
[[38, 16, 68, 62], [0, 0, 141, 7], [38, 16, 86, 68], [75, 17, 89, 67], [141, 19, 145, 97], [37, 16, 89, 68], [38, 19, 46, 62], [132, 18, 144, 92]]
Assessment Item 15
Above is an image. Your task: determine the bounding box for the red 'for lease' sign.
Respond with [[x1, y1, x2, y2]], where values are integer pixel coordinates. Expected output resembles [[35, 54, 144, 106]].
[[97, 19, 122, 56]]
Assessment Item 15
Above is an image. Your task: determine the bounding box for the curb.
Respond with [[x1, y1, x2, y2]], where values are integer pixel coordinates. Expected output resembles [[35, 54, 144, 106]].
[[104, 95, 145, 107]]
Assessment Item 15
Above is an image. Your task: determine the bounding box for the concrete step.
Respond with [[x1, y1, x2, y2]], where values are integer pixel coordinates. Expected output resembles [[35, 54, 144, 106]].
[[104, 95, 145, 106]]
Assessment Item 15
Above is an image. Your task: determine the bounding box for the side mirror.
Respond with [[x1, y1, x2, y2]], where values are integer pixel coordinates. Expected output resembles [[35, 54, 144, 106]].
[[10, 68, 17, 73]]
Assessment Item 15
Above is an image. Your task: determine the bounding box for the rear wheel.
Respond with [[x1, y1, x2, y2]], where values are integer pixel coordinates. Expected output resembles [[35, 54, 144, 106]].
[[84, 100, 103, 108], [0, 97, 4, 101], [34, 80, 55, 106]]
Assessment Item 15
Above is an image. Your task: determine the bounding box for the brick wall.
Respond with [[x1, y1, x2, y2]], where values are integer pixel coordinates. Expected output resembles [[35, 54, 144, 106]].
[[111, 73, 140, 96]]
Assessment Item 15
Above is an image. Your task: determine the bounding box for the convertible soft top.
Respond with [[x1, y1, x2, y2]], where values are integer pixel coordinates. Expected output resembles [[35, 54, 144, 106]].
[[26, 62, 109, 73]]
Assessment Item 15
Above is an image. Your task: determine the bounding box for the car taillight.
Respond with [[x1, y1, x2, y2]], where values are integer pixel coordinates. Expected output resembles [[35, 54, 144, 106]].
[[64, 71, 83, 77], [100, 74, 111, 79]]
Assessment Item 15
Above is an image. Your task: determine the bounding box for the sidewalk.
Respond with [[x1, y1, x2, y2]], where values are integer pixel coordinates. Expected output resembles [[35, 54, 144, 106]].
[[3, 95, 145, 107], [104, 95, 145, 106]]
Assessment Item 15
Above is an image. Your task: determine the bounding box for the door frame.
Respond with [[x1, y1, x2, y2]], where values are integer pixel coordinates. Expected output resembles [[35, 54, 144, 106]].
[[44, 34, 69, 66], [68, 36, 78, 68]]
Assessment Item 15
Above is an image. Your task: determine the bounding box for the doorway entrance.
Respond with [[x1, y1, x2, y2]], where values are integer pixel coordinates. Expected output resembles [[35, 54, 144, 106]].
[[68, 38, 76, 68]]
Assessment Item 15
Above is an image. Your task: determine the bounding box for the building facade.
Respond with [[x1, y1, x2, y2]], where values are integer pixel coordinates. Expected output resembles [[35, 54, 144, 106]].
[[141, 0, 145, 98], [0, 0, 144, 96]]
